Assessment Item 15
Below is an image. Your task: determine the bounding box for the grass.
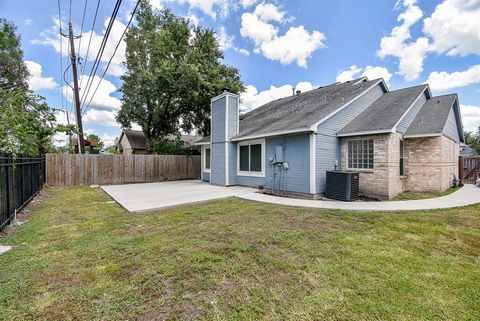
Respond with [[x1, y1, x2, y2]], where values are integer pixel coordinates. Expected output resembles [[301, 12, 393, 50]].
[[0, 186, 479, 320], [392, 187, 460, 201]]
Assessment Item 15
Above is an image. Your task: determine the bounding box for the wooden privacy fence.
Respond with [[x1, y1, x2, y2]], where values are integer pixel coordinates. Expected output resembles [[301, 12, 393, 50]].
[[459, 156, 480, 184], [46, 154, 201, 186]]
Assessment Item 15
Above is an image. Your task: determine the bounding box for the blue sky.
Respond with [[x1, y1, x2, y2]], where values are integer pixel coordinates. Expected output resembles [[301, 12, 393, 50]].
[[1, 0, 479, 146]]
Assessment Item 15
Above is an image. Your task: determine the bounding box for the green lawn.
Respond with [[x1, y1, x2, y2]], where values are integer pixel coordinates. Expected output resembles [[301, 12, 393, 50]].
[[1, 186, 479, 321], [392, 187, 460, 201]]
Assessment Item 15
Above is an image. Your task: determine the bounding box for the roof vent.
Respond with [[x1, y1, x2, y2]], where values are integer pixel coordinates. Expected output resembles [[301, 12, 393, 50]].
[[296, 90, 301, 95], [222, 87, 229, 93]]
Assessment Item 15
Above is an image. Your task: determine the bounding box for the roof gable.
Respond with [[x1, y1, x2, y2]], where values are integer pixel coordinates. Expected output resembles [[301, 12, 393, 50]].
[[338, 84, 428, 136]]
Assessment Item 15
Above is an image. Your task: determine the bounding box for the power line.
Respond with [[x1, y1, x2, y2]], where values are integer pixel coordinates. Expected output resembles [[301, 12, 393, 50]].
[[82, 0, 140, 115], [76, 0, 89, 59], [57, 0, 65, 113], [79, 0, 122, 108], [79, 0, 101, 90]]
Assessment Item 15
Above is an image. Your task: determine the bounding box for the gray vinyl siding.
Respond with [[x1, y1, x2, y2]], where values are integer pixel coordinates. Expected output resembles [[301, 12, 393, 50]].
[[442, 107, 460, 143], [396, 91, 427, 133], [235, 134, 310, 194], [227, 96, 239, 139], [315, 83, 385, 194], [202, 171, 210, 182], [211, 97, 226, 143], [210, 142, 225, 185]]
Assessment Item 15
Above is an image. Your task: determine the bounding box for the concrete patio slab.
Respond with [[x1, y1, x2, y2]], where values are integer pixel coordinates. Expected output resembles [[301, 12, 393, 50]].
[[101, 180, 255, 212], [102, 180, 480, 212]]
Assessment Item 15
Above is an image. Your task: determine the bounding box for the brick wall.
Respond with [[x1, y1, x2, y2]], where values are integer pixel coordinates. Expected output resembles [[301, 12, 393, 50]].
[[340, 133, 405, 200], [340, 134, 458, 199]]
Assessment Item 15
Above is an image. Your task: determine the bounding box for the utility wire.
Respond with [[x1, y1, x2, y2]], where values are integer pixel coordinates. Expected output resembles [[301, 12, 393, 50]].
[[79, 0, 101, 90], [57, 0, 65, 113], [79, 0, 122, 108], [82, 0, 140, 115], [76, 0, 89, 59]]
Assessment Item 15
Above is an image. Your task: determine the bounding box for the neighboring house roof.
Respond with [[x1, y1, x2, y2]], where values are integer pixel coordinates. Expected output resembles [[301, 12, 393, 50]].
[[337, 84, 428, 136], [195, 136, 211, 145], [404, 94, 461, 139], [232, 78, 385, 140], [120, 130, 147, 150], [119, 130, 202, 149]]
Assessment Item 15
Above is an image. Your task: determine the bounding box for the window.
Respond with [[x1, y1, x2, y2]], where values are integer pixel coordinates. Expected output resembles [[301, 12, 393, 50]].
[[400, 140, 405, 176], [237, 140, 265, 177], [204, 147, 211, 171], [348, 139, 374, 169]]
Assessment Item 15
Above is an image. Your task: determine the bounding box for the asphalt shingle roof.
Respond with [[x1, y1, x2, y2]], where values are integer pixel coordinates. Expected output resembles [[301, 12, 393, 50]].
[[338, 84, 427, 135], [233, 78, 383, 139], [123, 130, 147, 149], [404, 94, 457, 136]]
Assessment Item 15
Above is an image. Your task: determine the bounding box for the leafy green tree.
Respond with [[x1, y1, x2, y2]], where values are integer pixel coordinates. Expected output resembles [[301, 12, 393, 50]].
[[117, 2, 244, 152], [464, 128, 480, 155], [86, 133, 104, 153], [0, 19, 56, 155]]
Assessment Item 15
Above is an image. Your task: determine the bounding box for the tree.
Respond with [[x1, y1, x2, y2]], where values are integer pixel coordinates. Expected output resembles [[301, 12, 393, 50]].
[[86, 134, 104, 154], [117, 2, 244, 152], [464, 127, 480, 155], [0, 19, 56, 155]]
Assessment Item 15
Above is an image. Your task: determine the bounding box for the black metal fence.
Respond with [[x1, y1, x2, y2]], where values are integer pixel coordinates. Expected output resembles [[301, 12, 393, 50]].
[[0, 154, 45, 230]]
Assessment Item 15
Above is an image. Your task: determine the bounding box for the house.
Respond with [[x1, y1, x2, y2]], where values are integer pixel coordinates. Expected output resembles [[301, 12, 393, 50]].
[[117, 129, 202, 155], [195, 77, 465, 200], [460, 143, 473, 156], [117, 130, 147, 154]]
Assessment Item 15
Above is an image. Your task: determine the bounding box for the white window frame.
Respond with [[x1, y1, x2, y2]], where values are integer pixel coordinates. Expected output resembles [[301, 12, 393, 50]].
[[237, 139, 265, 177], [346, 138, 374, 170], [203, 144, 211, 173]]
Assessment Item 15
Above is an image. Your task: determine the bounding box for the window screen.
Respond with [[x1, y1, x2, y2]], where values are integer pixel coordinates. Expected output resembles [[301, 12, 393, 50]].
[[239, 145, 249, 171], [205, 148, 211, 169], [348, 139, 374, 169], [250, 144, 262, 172]]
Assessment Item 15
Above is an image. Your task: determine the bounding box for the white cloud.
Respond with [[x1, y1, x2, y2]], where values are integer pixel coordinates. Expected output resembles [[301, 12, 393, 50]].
[[63, 75, 121, 112], [241, 0, 258, 8], [336, 65, 392, 84], [336, 65, 362, 82], [259, 26, 326, 68], [377, 0, 429, 81], [240, 12, 278, 46], [240, 81, 315, 112], [423, 0, 480, 57], [426, 65, 480, 92], [162, 0, 229, 19], [24, 19, 33, 26], [217, 26, 235, 50], [83, 109, 119, 127], [460, 104, 480, 132], [253, 2, 285, 22], [237, 48, 250, 56], [25, 60, 57, 91], [33, 17, 127, 78], [240, 5, 326, 68]]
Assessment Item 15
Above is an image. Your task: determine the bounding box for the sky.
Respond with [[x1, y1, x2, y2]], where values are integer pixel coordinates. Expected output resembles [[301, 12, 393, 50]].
[[1, 0, 479, 147]]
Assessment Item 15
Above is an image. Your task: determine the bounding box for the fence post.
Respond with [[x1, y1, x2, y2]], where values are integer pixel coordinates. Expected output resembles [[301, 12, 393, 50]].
[[459, 156, 463, 184], [5, 154, 11, 224]]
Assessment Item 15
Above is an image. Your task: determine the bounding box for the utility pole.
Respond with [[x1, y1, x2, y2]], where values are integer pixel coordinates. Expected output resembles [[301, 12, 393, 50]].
[[63, 22, 85, 154]]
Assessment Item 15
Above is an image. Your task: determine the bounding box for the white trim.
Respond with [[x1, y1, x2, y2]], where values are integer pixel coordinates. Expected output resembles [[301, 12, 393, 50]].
[[237, 138, 266, 178], [309, 79, 387, 131], [403, 133, 442, 138], [309, 133, 316, 194], [195, 141, 211, 146], [231, 128, 312, 142], [202, 144, 211, 173], [337, 129, 394, 137], [392, 86, 428, 132], [225, 95, 229, 185], [211, 91, 240, 102]]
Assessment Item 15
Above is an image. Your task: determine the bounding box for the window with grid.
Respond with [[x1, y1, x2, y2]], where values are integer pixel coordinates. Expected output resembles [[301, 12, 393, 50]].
[[347, 139, 374, 169]]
